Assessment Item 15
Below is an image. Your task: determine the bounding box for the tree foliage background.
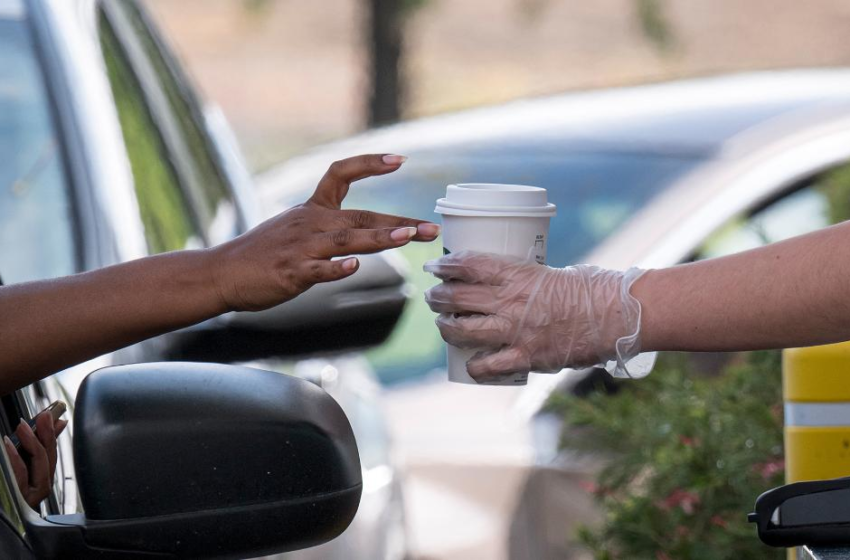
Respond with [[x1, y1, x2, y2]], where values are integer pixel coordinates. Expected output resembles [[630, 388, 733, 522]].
[[549, 352, 786, 560]]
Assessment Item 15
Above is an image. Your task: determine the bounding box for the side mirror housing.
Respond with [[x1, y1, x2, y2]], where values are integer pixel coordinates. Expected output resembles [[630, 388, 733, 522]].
[[25, 362, 361, 559], [164, 252, 409, 362], [750, 476, 850, 547]]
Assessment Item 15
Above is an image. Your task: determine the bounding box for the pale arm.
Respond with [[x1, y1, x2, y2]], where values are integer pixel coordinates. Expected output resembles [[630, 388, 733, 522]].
[[423, 221, 850, 381], [633, 220, 850, 353]]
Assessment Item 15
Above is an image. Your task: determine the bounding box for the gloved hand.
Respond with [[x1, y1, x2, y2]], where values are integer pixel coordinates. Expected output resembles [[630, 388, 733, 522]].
[[423, 251, 656, 382]]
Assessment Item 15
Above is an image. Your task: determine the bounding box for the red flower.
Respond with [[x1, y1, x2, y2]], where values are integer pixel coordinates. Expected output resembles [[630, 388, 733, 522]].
[[710, 515, 728, 528], [579, 481, 598, 494], [678, 435, 701, 447], [675, 525, 690, 538], [579, 480, 614, 497], [656, 552, 672, 560], [751, 459, 785, 481], [657, 488, 701, 515]]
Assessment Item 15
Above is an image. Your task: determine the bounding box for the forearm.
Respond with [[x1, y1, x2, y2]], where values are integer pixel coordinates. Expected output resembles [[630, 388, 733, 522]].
[[0, 250, 225, 392], [633, 221, 850, 353], [0, 155, 439, 394]]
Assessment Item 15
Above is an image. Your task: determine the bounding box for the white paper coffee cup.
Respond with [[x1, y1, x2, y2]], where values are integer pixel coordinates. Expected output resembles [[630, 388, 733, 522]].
[[435, 183, 557, 386]]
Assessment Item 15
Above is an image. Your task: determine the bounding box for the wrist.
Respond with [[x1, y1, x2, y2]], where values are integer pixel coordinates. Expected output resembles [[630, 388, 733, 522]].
[[629, 268, 661, 353], [199, 246, 234, 315]]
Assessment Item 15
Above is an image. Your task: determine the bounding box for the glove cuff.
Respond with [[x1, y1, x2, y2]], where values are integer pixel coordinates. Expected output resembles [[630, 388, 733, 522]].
[[604, 267, 657, 379]]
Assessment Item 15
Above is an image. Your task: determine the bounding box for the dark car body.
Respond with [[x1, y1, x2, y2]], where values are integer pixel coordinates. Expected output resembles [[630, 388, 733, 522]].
[[0, 0, 407, 557]]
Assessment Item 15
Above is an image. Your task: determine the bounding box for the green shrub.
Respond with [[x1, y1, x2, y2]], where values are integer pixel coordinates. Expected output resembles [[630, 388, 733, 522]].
[[548, 351, 785, 560]]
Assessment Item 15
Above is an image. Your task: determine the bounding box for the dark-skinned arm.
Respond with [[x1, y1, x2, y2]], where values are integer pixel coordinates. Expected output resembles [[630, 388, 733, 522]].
[[0, 154, 439, 394]]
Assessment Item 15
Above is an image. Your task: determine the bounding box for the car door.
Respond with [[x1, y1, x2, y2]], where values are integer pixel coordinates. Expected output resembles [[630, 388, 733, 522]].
[[0, 0, 238, 537]]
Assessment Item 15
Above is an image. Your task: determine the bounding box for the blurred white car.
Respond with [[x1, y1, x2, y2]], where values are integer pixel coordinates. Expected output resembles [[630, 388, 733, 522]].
[[259, 69, 850, 558]]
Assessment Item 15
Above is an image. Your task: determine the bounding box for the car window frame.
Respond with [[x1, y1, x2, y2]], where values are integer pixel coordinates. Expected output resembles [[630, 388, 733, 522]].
[[131, 1, 243, 236], [1, 3, 85, 278], [23, 0, 104, 274], [686, 161, 850, 263], [99, 0, 243, 245], [98, 1, 206, 249]]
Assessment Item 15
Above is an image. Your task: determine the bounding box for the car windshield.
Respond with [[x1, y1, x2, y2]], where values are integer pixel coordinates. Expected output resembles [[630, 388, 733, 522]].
[[307, 147, 703, 385], [0, 12, 77, 283]]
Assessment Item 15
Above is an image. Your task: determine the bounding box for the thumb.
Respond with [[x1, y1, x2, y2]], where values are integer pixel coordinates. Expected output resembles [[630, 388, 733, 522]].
[[3, 436, 28, 496]]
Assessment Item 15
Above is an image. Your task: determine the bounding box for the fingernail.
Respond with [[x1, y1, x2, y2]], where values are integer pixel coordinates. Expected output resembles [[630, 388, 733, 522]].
[[382, 154, 408, 165], [391, 226, 417, 242], [3, 436, 11, 447], [342, 257, 359, 272], [417, 223, 440, 238]]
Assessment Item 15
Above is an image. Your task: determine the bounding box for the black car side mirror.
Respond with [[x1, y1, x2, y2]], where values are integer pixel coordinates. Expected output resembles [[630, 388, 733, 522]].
[[23, 363, 362, 559], [750, 476, 850, 547]]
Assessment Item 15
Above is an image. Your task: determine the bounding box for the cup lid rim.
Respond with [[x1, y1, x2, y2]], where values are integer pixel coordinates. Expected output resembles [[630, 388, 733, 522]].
[[449, 182, 547, 193], [435, 198, 557, 216]]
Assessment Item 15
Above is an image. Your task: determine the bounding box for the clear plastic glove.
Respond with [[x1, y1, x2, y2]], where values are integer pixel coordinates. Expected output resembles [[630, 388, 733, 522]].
[[423, 251, 656, 382]]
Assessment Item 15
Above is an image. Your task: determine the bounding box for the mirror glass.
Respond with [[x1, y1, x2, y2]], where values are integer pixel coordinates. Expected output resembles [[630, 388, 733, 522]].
[[778, 488, 850, 527]]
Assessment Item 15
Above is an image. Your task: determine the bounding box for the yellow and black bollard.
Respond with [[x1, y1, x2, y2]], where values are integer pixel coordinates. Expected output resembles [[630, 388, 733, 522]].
[[783, 342, 850, 559]]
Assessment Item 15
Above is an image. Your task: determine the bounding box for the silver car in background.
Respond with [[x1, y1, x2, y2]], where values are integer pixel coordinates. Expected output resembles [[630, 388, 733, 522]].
[[259, 69, 850, 558]]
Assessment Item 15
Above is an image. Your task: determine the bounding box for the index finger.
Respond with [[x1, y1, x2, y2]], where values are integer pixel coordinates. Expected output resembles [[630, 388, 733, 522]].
[[310, 154, 407, 209], [334, 209, 440, 241], [3, 436, 28, 493]]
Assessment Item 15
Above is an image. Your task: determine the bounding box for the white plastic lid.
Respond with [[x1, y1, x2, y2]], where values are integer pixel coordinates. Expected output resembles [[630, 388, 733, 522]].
[[435, 183, 557, 217]]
